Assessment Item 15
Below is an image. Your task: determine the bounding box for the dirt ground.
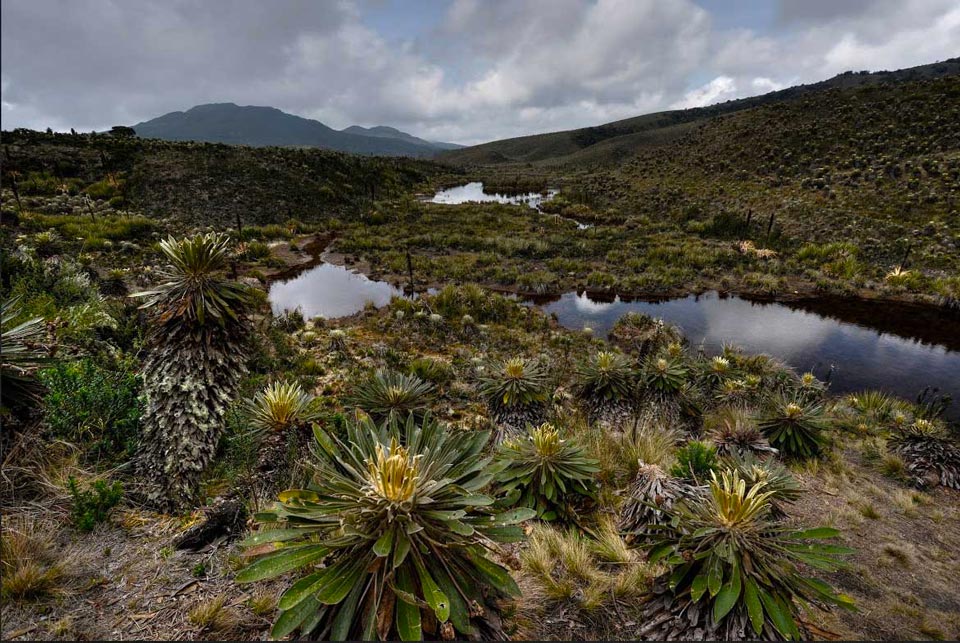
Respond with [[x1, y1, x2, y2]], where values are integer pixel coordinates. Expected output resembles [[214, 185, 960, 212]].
[[1, 506, 278, 641], [789, 445, 960, 641]]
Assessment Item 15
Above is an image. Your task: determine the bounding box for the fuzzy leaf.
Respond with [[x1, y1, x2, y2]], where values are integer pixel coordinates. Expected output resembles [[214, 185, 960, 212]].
[[396, 565, 422, 641], [235, 544, 327, 583], [713, 565, 742, 623], [414, 556, 450, 622], [374, 528, 394, 557], [743, 577, 764, 635]]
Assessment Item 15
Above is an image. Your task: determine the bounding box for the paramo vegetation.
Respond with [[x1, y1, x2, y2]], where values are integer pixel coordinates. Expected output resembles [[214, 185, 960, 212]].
[[2, 68, 960, 642]]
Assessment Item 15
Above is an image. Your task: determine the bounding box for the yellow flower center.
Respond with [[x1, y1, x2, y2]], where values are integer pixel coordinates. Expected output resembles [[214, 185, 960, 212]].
[[368, 440, 418, 503]]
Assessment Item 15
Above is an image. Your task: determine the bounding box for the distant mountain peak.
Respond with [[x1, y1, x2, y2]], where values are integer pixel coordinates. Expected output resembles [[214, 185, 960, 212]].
[[131, 103, 459, 156]]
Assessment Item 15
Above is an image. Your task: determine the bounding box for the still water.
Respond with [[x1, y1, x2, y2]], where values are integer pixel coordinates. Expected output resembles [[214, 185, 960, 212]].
[[269, 262, 402, 319], [428, 182, 558, 209], [269, 262, 959, 416], [539, 290, 959, 411]]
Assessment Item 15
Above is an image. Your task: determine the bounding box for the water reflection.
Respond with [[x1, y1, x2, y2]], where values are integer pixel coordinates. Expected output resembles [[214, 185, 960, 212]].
[[429, 182, 557, 209], [269, 263, 402, 319], [268, 261, 959, 417], [538, 291, 960, 414]]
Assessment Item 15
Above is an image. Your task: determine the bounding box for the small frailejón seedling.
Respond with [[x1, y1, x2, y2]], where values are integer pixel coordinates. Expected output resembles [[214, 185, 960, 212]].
[[245, 380, 318, 435], [495, 422, 600, 522], [477, 356, 551, 442], [758, 394, 831, 459], [346, 369, 435, 423], [574, 350, 635, 411]]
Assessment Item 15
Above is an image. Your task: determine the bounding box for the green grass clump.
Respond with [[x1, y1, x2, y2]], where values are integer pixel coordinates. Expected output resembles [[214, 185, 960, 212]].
[[67, 477, 123, 532], [670, 440, 719, 481]]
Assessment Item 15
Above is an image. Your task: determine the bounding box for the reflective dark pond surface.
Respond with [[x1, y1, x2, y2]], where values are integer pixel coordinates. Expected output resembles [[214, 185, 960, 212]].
[[268, 262, 959, 417], [538, 290, 960, 415], [428, 182, 557, 209]]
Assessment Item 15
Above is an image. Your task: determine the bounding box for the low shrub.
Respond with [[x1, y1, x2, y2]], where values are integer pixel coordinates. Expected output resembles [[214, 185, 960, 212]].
[[67, 477, 123, 532], [40, 359, 141, 459], [670, 440, 719, 481]]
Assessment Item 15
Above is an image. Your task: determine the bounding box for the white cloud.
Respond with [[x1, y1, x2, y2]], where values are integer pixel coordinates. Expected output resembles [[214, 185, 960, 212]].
[[1, 0, 958, 144], [751, 77, 785, 93], [672, 76, 736, 109]]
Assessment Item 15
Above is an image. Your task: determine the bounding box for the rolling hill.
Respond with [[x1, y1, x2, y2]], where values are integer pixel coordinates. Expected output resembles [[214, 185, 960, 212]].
[[440, 57, 960, 167], [131, 103, 457, 157], [341, 125, 462, 150]]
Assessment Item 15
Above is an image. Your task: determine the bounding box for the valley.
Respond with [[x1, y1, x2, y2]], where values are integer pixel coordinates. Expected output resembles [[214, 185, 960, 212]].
[[3, 60, 960, 642]]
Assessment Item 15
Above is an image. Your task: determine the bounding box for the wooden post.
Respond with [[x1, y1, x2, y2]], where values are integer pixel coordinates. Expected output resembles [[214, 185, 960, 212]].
[[900, 243, 912, 269], [745, 209, 753, 232], [765, 212, 776, 241], [235, 210, 243, 240], [84, 196, 97, 222], [406, 251, 415, 289], [10, 177, 23, 215]]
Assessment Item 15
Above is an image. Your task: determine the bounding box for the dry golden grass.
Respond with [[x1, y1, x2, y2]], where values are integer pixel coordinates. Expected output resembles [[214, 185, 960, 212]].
[[0, 515, 64, 601], [791, 440, 960, 641], [582, 420, 678, 503], [514, 521, 656, 639], [246, 589, 277, 618], [188, 594, 240, 634]]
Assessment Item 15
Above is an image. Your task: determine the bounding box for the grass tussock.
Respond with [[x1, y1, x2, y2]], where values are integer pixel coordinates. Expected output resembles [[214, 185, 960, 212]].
[[514, 521, 656, 640], [0, 515, 65, 601], [188, 594, 241, 634]]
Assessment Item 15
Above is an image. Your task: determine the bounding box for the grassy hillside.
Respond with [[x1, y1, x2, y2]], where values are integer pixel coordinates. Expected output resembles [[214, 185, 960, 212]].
[[354, 75, 955, 307], [2, 130, 446, 228], [441, 58, 960, 167]]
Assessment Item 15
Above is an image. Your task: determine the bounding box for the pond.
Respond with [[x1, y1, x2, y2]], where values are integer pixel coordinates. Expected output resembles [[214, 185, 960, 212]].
[[538, 290, 960, 415], [268, 261, 960, 418], [428, 182, 558, 210], [269, 262, 402, 319]]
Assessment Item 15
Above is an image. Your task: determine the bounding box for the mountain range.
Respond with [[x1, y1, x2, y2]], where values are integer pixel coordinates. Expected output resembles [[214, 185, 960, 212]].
[[131, 103, 460, 157]]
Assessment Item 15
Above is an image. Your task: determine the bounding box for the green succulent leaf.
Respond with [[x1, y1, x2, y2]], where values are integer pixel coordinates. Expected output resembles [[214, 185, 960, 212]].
[[235, 544, 328, 583], [395, 566, 422, 641]]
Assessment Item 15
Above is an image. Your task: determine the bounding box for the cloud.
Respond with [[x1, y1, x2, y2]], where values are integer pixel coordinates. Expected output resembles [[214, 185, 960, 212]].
[[2, 0, 958, 144], [672, 76, 736, 109]]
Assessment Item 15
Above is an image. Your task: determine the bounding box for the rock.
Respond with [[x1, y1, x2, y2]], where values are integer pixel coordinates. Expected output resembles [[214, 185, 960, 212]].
[[174, 494, 247, 551]]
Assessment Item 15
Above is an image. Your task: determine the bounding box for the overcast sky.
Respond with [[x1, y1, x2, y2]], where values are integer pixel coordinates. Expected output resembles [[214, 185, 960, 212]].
[[2, 0, 958, 145]]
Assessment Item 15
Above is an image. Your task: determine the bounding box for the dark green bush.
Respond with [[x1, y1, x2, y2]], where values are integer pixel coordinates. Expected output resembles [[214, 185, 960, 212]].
[[408, 356, 454, 387], [67, 477, 123, 532], [240, 240, 272, 261], [40, 359, 141, 459], [670, 440, 719, 481]]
